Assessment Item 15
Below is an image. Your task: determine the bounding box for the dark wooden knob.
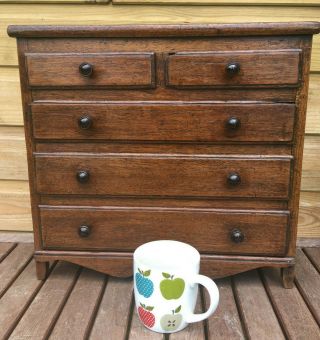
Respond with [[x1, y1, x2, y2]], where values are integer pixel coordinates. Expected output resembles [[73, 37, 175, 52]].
[[78, 225, 91, 237], [79, 62, 93, 77], [76, 170, 90, 183], [78, 116, 92, 130], [230, 229, 244, 243], [227, 172, 241, 185], [226, 62, 240, 76], [226, 117, 241, 130]]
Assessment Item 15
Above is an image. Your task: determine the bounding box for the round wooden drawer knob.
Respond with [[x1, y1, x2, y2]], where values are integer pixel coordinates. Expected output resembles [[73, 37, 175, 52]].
[[76, 170, 90, 183], [78, 115, 92, 130], [230, 229, 244, 243], [226, 117, 241, 130], [227, 172, 241, 185], [226, 62, 240, 76], [79, 62, 93, 77], [78, 225, 91, 237]]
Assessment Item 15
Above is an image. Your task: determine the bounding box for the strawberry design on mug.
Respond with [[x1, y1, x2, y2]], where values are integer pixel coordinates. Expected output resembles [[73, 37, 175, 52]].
[[138, 303, 155, 328], [135, 268, 154, 297]]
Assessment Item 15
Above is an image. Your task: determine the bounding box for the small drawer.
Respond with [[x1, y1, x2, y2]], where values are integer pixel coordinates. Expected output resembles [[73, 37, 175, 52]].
[[31, 103, 295, 142], [35, 154, 291, 199], [166, 50, 301, 87], [40, 206, 289, 256], [26, 52, 155, 88]]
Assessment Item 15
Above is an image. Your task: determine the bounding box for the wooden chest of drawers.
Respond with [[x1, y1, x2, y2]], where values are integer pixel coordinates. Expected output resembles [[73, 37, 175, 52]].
[[8, 22, 320, 287]]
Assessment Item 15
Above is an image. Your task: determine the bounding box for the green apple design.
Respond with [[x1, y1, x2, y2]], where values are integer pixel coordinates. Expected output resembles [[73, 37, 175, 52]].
[[160, 273, 185, 300], [160, 305, 183, 331]]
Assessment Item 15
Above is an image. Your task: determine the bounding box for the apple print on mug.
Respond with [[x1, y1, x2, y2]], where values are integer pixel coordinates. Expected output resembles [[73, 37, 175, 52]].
[[133, 240, 219, 334], [138, 303, 156, 328], [160, 305, 183, 331], [136, 268, 154, 297], [160, 273, 185, 300]]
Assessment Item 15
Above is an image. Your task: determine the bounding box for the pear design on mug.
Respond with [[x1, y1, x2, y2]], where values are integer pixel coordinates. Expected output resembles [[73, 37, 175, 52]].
[[160, 273, 185, 300], [160, 305, 183, 331], [135, 268, 154, 298]]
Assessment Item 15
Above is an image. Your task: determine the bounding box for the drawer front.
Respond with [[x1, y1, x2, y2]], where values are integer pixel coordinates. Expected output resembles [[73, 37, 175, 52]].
[[35, 155, 291, 199], [40, 206, 289, 256], [166, 50, 301, 87], [26, 53, 155, 87], [32, 103, 295, 142]]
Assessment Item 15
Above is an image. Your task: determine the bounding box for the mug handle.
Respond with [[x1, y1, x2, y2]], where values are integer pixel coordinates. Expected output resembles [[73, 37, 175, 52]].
[[185, 274, 219, 323]]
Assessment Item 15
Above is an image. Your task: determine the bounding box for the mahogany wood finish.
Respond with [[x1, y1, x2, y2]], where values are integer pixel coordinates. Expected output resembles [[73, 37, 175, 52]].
[[8, 22, 320, 286]]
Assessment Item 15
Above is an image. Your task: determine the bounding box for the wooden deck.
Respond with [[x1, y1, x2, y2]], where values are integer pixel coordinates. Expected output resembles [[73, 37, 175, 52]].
[[0, 243, 319, 340]]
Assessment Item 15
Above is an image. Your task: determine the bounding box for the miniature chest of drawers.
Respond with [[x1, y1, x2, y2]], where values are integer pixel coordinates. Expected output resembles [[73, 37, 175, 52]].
[[8, 22, 320, 287]]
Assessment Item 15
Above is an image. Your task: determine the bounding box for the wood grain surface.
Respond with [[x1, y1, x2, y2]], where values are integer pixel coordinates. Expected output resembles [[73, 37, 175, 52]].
[[166, 50, 300, 86], [39, 206, 289, 255], [233, 270, 285, 339], [261, 267, 320, 339], [203, 277, 245, 339], [26, 52, 155, 88], [31, 103, 295, 142], [89, 277, 133, 340], [9, 261, 80, 340], [35, 154, 292, 198], [49, 268, 106, 340]]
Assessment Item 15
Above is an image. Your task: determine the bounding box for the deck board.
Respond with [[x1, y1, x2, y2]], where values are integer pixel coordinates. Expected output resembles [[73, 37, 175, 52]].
[[204, 277, 245, 339], [0, 243, 319, 339], [304, 247, 320, 272], [89, 277, 133, 340], [234, 270, 285, 340], [0, 242, 15, 261], [0, 260, 48, 339], [294, 249, 320, 325], [9, 261, 80, 340], [49, 268, 106, 340], [0, 243, 33, 296], [261, 267, 320, 339]]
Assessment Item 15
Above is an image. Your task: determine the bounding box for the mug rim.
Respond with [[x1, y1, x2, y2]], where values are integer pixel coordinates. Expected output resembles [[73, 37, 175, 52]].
[[134, 240, 200, 270]]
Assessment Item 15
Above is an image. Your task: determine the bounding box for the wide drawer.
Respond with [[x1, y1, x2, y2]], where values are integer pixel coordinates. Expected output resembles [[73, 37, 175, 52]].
[[31, 103, 295, 142], [166, 50, 301, 87], [40, 206, 289, 256], [35, 154, 291, 199], [26, 52, 155, 87]]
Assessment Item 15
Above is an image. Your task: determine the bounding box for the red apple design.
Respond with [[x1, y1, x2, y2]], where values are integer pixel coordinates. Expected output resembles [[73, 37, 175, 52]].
[[138, 303, 155, 328]]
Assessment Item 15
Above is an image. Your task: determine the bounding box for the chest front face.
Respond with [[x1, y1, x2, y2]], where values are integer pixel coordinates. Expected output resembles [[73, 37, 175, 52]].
[[10, 24, 316, 286]]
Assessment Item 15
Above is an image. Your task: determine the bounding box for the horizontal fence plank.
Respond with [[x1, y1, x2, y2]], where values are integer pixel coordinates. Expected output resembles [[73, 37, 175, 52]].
[[0, 67, 22, 126], [112, 0, 320, 5], [0, 4, 319, 71], [306, 73, 320, 135], [301, 135, 320, 192], [0, 126, 27, 180], [0, 0, 103, 3], [0, 181, 319, 236], [0, 180, 32, 231], [0, 68, 319, 132], [298, 191, 320, 238]]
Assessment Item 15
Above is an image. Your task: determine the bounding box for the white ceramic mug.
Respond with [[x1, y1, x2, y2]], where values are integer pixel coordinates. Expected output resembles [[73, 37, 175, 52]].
[[133, 240, 219, 333]]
